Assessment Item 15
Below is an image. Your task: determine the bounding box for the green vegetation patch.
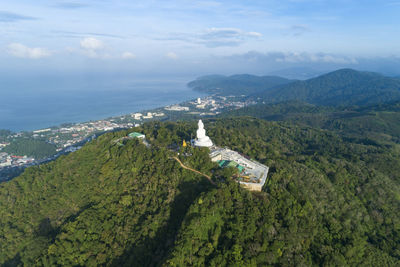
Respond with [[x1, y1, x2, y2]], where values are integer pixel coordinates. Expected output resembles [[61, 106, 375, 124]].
[[2, 139, 56, 159]]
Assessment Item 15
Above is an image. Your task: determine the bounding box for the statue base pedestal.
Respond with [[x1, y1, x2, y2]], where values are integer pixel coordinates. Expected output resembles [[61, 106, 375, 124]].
[[193, 137, 213, 147]]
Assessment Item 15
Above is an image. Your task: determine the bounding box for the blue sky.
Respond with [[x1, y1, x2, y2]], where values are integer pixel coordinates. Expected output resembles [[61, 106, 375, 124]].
[[1, 0, 400, 76]]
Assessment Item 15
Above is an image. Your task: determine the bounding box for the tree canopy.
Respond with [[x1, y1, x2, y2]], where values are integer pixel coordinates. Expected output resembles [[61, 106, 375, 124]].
[[2, 139, 57, 159], [0, 117, 399, 266]]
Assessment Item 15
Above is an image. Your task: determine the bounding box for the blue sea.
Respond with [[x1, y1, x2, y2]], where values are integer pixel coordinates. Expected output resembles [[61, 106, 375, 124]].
[[0, 74, 204, 132]]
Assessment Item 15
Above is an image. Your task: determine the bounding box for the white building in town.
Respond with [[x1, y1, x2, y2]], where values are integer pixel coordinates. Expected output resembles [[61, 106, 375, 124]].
[[165, 105, 190, 111], [132, 113, 143, 120]]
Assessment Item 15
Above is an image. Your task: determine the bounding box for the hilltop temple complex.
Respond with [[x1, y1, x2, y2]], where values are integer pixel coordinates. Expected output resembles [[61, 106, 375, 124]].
[[192, 120, 269, 191]]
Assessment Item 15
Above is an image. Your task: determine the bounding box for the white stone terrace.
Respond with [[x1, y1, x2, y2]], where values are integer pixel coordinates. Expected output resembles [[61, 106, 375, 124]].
[[209, 147, 269, 191]]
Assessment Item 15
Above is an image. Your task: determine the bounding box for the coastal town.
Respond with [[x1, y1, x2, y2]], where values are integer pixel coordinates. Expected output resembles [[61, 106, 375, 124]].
[[0, 95, 256, 181]]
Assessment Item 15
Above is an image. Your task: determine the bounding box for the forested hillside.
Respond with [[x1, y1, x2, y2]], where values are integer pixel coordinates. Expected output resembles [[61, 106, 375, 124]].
[[252, 69, 400, 106], [2, 139, 57, 159], [188, 69, 400, 106], [0, 125, 217, 266], [0, 117, 399, 266], [224, 100, 400, 143], [0, 130, 12, 142]]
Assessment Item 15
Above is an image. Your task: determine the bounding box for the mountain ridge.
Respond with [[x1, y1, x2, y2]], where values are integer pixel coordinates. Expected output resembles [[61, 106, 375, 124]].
[[252, 68, 400, 106], [188, 69, 400, 106]]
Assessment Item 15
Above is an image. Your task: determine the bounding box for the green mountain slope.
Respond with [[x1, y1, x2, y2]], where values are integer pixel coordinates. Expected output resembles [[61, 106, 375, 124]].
[[253, 69, 400, 106], [0, 118, 399, 266], [0, 126, 216, 266], [225, 100, 400, 144], [187, 74, 292, 96], [166, 118, 400, 266]]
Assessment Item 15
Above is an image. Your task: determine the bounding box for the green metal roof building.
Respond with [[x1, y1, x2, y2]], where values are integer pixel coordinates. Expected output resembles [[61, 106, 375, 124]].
[[128, 132, 145, 139], [217, 160, 244, 173]]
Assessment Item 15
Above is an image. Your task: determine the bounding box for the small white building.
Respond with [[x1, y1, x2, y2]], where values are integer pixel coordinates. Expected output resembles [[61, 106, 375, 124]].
[[165, 105, 190, 111], [0, 143, 9, 148], [143, 112, 153, 119], [132, 113, 143, 120], [33, 128, 51, 134]]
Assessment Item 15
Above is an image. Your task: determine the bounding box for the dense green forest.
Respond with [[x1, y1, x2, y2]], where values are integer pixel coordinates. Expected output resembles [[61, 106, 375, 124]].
[[187, 74, 292, 96], [224, 100, 400, 143], [0, 130, 12, 137], [0, 130, 12, 142], [2, 139, 57, 159], [0, 116, 399, 266], [252, 69, 400, 106]]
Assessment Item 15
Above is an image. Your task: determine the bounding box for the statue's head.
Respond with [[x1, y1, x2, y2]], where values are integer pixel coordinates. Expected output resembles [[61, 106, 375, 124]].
[[198, 119, 204, 129]]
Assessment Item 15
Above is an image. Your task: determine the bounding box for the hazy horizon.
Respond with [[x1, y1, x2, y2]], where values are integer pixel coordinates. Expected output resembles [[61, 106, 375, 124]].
[[0, 1, 400, 79], [2, 0, 400, 130]]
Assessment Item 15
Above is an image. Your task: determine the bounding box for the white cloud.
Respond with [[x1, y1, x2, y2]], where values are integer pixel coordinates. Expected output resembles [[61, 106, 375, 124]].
[[247, 31, 263, 37], [121, 52, 136, 59], [80, 37, 103, 50], [7, 43, 51, 59], [160, 27, 262, 48], [166, 52, 178, 59], [80, 37, 104, 58], [204, 28, 262, 38]]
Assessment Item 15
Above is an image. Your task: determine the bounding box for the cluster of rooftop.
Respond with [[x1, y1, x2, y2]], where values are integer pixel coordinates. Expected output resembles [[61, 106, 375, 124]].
[[0, 152, 35, 168], [131, 112, 165, 120], [164, 105, 190, 111]]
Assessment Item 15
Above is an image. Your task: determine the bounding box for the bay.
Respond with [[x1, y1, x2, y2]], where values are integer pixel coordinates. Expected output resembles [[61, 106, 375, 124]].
[[0, 74, 204, 132]]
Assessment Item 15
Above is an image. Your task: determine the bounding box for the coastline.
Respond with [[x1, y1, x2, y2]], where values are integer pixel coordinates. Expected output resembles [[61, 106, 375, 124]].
[[0, 87, 205, 132], [0, 91, 255, 182]]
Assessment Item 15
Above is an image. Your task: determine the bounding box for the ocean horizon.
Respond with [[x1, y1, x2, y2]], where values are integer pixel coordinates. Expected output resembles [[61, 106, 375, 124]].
[[0, 75, 204, 132]]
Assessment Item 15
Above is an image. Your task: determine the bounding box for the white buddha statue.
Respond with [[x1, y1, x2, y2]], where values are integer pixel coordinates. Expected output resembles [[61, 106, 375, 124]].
[[194, 120, 213, 147]]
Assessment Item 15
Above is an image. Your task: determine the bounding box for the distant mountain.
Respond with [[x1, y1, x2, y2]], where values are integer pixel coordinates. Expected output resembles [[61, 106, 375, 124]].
[[189, 69, 400, 106], [254, 69, 400, 106], [267, 67, 327, 80], [187, 74, 292, 96]]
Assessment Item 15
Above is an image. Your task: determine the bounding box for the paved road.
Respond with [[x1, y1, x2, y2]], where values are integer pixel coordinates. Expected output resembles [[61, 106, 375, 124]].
[[172, 156, 215, 185]]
